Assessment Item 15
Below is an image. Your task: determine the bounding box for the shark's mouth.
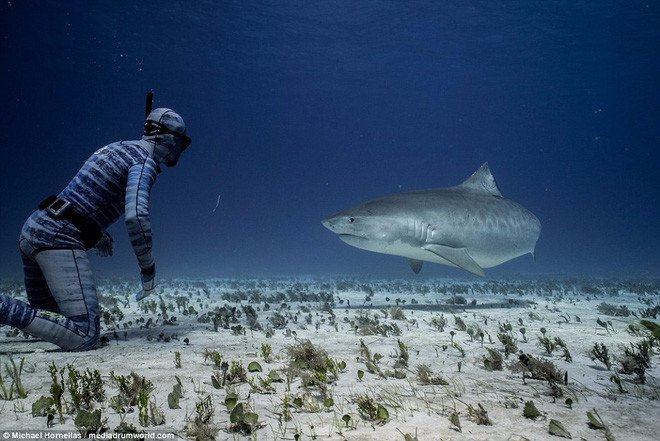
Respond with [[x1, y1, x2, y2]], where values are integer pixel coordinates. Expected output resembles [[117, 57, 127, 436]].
[[338, 233, 366, 240], [338, 233, 369, 247]]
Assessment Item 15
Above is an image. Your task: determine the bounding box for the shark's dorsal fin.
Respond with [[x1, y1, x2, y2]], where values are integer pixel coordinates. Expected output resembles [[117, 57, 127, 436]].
[[457, 163, 502, 197]]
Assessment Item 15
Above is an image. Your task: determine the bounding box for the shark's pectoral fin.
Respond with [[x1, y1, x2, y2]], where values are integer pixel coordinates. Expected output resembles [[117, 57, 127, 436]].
[[407, 258, 423, 274], [422, 244, 485, 277]]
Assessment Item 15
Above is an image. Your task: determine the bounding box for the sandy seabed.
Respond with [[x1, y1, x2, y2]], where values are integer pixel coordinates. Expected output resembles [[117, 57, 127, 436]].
[[0, 277, 658, 441]]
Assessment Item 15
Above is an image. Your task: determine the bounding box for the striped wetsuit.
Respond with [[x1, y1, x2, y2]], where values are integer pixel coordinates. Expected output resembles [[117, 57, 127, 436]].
[[21, 140, 158, 268], [2, 140, 158, 350]]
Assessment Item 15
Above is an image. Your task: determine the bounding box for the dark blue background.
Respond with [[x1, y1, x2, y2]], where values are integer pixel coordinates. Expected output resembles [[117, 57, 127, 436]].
[[1, 1, 658, 278]]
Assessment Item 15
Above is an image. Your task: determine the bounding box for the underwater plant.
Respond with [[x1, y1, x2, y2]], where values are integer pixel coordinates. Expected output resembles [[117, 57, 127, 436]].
[[466, 403, 492, 425], [0, 356, 29, 400], [452, 341, 466, 358], [394, 340, 409, 368], [639, 320, 660, 342], [109, 371, 153, 410], [202, 349, 224, 369], [619, 338, 653, 384], [270, 311, 287, 329], [185, 395, 218, 441], [586, 409, 614, 441], [497, 332, 518, 358], [226, 361, 247, 384], [589, 343, 612, 370], [511, 353, 563, 383], [65, 365, 105, 412], [74, 409, 108, 437], [260, 343, 273, 363], [483, 348, 503, 371], [355, 394, 389, 423], [548, 419, 571, 438], [428, 315, 447, 332], [453, 316, 467, 331], [523, 400, 541, 419], [228, 401, 262, 434], [247, 375, 276, 394], [448, 295, 468, 305], [466, 324, 483, 342], [48, 362, 65, 421], [137, 390, 149, 427], [355, 312, 401, 336], [286, 339, 344, 401], [287, 339, 329, 373], [597, 302, 631, 317], [358, 340, 385, 378], [415, 364, 448, 385], [449, 411, 461, 432], [167, 377, 183, 409], [389, 307, 406, 320], [242, 304, 262, 330], [538, 335, 557, 355]]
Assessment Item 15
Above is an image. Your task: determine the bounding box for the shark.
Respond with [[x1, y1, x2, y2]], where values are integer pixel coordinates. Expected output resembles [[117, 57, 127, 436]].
[[322, 163, 541, 276]]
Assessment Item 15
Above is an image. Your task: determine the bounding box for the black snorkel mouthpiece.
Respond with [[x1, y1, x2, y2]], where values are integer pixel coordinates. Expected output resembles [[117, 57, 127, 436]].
[[144, 90, 154, 119], [165, 155, 180, 168]]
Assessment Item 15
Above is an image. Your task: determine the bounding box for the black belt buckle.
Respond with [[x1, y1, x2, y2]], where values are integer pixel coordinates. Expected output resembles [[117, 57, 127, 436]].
[[46, 198, 71, 220]]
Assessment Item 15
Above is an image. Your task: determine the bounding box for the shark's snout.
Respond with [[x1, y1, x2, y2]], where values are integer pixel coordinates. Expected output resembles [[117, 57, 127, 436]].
[[322, 214, 344, 232], [322, 213, 367, 242]]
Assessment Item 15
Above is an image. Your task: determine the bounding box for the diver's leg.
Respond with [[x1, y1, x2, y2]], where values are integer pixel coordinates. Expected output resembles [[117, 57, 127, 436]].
[[0, 292, 37, 330], [20, 251, 60, 313], [19, 249, 100, 351], [0, 242, 45, 330], [17, 222, 60, 313]]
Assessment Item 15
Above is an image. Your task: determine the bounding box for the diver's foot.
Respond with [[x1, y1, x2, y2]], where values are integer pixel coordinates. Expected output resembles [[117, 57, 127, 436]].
[[0, 294, 35, 329]]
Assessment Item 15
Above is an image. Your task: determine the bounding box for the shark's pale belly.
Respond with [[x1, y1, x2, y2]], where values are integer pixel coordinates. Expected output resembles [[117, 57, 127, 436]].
[[380, 241, 528, 269], [341, 227, 536, 269]]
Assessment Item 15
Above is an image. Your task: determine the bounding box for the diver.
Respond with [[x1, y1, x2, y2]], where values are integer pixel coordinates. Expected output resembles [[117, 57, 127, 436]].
[[0, 105, 191, 351]]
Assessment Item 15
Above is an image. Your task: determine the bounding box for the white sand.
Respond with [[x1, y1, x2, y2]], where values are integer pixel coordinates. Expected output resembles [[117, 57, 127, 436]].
[[0, 278, 658, 440]]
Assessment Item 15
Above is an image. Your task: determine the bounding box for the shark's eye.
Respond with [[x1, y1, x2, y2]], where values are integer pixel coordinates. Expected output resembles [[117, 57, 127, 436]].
[[349, 217, 355, 223]]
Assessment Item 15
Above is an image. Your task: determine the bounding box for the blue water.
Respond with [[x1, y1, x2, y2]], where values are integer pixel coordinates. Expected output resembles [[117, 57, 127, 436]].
[[0, 1, 657, 278]]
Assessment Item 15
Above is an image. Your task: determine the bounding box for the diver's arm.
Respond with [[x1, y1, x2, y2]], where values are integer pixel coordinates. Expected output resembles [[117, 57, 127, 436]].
[[125, 159, 158, 299]]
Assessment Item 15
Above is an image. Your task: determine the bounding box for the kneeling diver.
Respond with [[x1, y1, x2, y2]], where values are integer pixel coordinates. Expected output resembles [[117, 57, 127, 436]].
[[0, 102, 191, 351]]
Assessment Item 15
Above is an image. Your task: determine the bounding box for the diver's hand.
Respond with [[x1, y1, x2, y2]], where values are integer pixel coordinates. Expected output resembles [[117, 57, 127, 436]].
[[94, 232, 114, 257], [135, 264, 156, 301]]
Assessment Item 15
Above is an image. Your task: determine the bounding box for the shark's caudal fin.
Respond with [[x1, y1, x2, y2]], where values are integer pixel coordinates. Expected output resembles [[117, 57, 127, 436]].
[[407, 258, 423, 274], [457, 163, 502, 197], [423, 244, 485, 276]]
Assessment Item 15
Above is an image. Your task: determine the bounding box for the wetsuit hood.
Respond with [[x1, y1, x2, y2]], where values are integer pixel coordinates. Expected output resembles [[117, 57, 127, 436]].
[[141, 108, 189, 167]]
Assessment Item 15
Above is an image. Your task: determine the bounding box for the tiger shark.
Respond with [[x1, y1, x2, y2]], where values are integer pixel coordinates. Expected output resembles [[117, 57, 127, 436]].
[[322, 163, 540, 276]]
